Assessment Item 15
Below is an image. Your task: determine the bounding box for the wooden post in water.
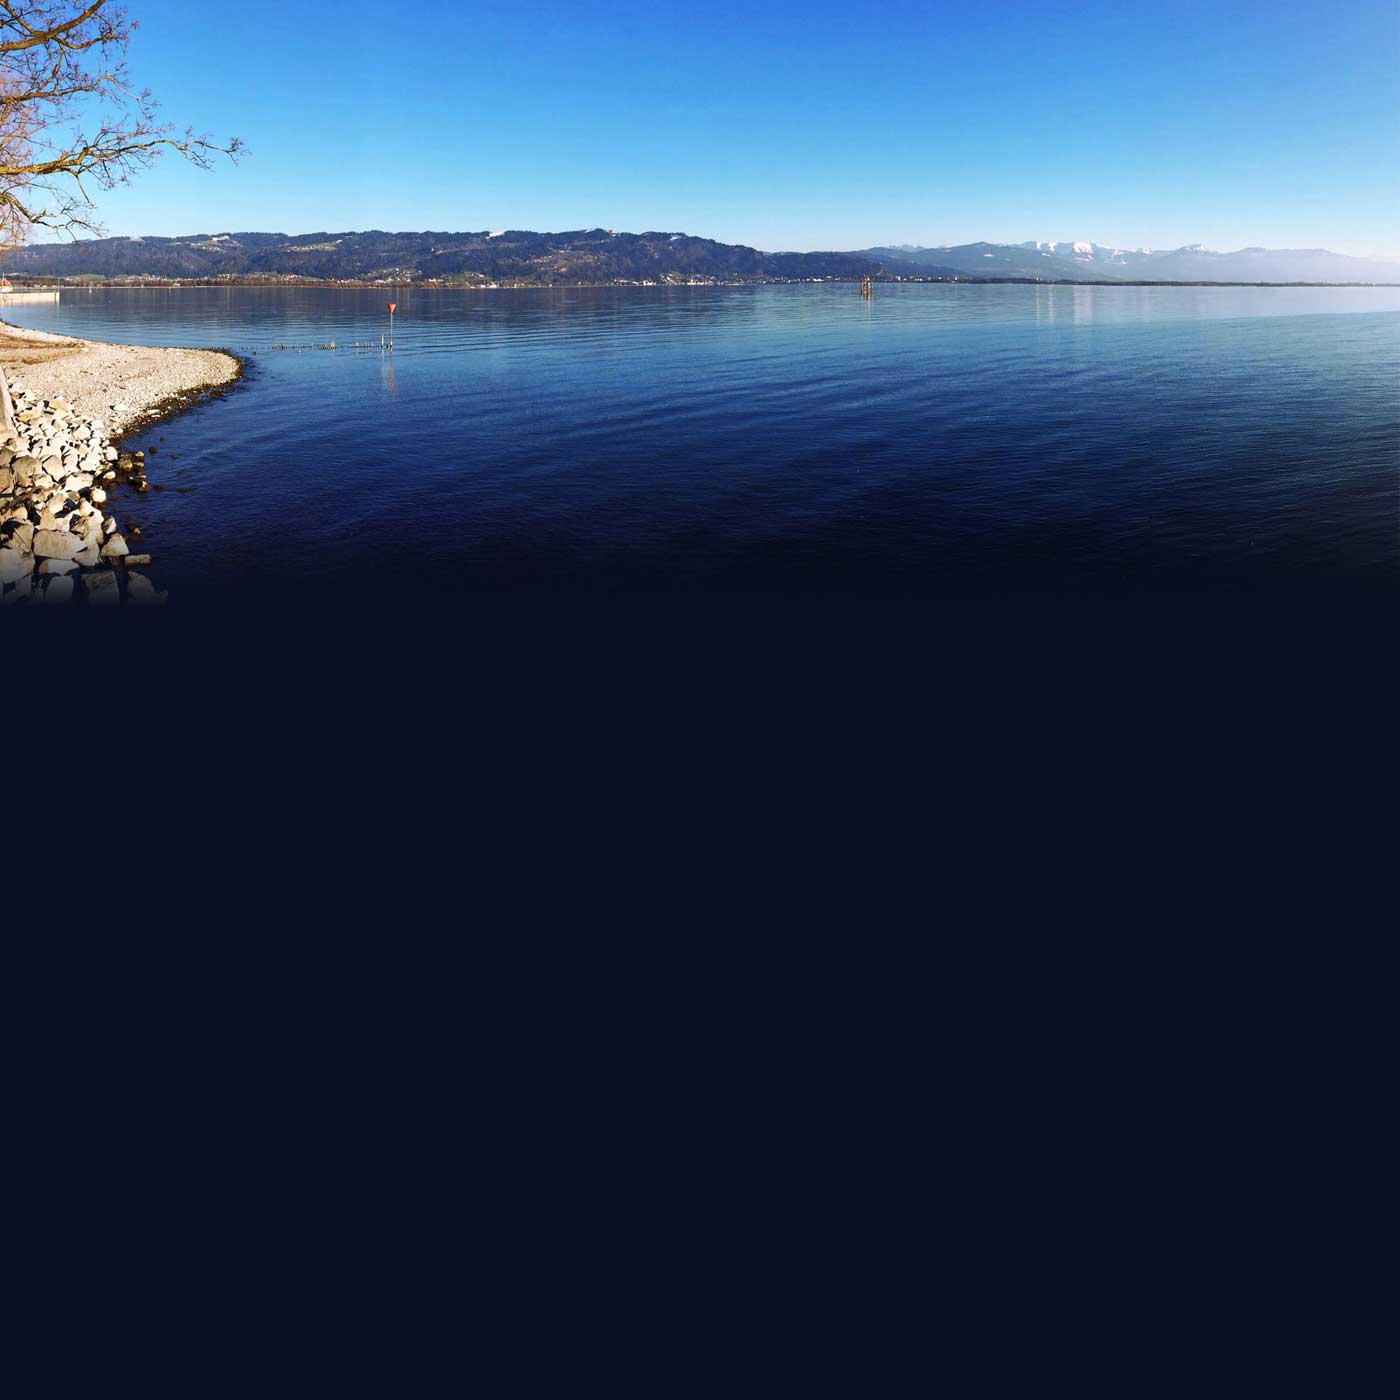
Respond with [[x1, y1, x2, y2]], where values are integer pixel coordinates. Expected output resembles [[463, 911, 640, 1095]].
[[860, 275, 873, 298]]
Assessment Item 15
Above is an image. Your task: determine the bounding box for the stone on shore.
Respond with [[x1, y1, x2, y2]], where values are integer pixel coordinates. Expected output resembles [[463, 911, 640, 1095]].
[[81, 569, 120, 605], [125, 573, 166, 606], [33, 528, 82, 561], [0, 547, 35, 583]]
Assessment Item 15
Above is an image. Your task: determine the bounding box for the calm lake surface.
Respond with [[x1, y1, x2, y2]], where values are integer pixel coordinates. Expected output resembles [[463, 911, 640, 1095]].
[[4, 284, 1397, 603]]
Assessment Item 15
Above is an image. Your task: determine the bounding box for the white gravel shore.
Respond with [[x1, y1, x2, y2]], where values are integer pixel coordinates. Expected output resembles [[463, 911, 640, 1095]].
[[0, 319, 238, 437]]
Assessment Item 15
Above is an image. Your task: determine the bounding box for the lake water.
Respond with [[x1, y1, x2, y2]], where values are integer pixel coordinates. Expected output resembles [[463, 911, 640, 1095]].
[[3, 283, 1397, 605]]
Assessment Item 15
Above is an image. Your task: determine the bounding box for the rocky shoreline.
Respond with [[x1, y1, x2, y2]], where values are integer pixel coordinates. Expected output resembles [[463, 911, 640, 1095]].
[[0, 320, 240, 608]]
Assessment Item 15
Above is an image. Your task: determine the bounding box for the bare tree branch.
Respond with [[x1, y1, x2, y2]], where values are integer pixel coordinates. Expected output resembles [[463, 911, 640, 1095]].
[[0, 1, 240, 252]]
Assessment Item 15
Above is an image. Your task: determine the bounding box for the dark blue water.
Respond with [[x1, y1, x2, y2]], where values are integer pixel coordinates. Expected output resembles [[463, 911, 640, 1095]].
[[4, 284, 1397, 603]]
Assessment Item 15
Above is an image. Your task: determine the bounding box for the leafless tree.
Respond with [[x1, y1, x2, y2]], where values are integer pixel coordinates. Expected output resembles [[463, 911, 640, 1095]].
[[0, 1, 240, 252]]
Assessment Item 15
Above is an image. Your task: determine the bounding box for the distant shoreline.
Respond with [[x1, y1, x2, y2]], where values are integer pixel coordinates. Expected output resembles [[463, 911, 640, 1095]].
[[4, 277, 1398, 291]]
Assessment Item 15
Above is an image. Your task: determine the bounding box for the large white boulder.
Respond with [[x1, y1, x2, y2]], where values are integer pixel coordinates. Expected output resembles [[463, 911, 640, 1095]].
[[33, 528, 82, 561]]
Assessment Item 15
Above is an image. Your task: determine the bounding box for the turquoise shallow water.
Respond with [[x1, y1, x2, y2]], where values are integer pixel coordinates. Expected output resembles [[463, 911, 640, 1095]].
[[3, 283, 1397, 603]]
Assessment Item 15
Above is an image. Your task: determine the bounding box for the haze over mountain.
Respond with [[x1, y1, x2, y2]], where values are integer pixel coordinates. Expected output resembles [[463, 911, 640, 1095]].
[[4, 229, 1396, 285], [858, 241, 1400, 284]]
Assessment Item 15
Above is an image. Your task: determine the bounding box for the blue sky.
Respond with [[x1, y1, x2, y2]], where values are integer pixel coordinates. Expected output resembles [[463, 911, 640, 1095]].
[[57, 0, 1400, 255]]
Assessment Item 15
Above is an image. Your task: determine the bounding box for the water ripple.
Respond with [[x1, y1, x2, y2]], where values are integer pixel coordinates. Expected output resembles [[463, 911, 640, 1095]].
[[3, 283, 1396, 600]]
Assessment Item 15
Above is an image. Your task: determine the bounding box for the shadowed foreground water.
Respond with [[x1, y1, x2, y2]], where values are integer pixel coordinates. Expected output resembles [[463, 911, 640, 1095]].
[[4, 282, 1396, 607]]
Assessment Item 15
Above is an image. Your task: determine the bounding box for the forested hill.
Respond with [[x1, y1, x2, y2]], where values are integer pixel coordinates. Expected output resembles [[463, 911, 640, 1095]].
[[1, 229, 913, 284]]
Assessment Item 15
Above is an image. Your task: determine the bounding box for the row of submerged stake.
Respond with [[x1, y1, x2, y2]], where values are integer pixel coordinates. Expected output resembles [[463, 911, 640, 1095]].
[[240, 340, 395, 353]]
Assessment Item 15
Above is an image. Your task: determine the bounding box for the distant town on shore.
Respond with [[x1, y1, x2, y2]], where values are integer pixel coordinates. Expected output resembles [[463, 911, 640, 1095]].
[[5, 229, 1398, 288]]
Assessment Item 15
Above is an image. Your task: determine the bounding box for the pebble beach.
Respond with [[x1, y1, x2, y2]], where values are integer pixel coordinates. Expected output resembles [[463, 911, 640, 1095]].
[[0, 319, 239, 607]]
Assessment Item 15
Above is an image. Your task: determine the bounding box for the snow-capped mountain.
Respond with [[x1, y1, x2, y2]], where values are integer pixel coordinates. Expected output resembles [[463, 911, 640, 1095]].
[[1021, 240, 1100, 257], [855, 240, 1400, 283]]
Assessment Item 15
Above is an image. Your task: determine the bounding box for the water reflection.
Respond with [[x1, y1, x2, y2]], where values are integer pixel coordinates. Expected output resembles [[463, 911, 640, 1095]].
[[0, 283, 1393, 606], [5, 283, 1397, 359]]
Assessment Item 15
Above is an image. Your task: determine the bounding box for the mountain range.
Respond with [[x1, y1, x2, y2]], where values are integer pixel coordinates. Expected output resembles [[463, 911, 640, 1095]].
[[1, 230, 869, 284], [3, 228, 1395, 285], [863, 240, 1400, 283]]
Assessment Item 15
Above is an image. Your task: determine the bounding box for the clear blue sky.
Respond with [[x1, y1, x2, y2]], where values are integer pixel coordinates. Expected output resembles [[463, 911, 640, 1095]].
[[68, 0, 1400, 255]]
